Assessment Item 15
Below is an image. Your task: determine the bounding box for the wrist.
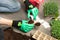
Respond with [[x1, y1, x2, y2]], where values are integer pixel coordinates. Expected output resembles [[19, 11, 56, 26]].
[[12, 20, 22, 28], [0, 18, 13, 26]]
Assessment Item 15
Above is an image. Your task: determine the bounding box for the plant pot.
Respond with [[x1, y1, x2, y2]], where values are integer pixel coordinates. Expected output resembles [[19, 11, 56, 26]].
[[28, 20, 34, 24], [34, 22, 41, 26]]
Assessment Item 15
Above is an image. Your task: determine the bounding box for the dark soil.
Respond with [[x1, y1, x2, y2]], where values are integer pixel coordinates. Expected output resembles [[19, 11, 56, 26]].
[[28, 20, 34, 24], [35, 22, 41, 26], [4, 27, 35, 40], [4, 28, 13, 40]]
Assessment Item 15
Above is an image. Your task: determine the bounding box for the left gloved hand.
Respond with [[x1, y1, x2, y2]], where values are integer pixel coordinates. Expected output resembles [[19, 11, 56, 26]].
[[27, 7, 39, 20], [19, 20, 34, 33], [24, 0, 39, 20]]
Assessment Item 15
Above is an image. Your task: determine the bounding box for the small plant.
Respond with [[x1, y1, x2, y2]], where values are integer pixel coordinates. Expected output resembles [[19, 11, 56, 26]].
[[50, 19, 60, 40], [43, 2, 59, 18]]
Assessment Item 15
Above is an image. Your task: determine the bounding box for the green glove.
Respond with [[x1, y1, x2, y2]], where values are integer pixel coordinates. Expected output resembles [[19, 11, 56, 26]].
[[19, 20, 34, 33], [27, 7, 39, 20]]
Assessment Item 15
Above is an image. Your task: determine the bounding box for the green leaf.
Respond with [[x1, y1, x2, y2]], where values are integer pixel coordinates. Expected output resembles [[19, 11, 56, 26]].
[[43, 2, 59, 18], [50, 20, 60, 39]]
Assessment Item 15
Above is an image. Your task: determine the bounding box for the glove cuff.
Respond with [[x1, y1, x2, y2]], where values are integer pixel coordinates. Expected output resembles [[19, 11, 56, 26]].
[[12, 20, 22, 28]]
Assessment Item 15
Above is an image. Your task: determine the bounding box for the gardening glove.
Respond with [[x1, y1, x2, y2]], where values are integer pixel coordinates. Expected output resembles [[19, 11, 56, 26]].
[[20, 20, 34, 33], [27, 7, 39, 20], [24, 0, 31, 9], [12, 20, 34, 33], [12, 20, 22, 28], [24, 0, 39, 20]]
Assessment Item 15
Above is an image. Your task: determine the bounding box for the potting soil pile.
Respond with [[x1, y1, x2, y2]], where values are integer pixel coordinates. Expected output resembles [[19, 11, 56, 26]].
[[4, 28, 35, 40]]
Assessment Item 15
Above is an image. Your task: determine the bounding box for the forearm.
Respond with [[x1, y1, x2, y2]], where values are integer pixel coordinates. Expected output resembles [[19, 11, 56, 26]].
[[0, 18, 13, 26], [0, 17, 22, 28]]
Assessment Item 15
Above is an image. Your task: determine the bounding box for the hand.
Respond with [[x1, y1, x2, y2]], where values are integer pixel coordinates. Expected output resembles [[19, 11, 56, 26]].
[[27, 7, 39, 20], [19, 20, 34, 33]]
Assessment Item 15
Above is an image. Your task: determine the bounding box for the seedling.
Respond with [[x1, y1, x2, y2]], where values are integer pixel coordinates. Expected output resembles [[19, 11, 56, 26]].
[[43, 2, 59, 19], [50, 20, 60, 40]]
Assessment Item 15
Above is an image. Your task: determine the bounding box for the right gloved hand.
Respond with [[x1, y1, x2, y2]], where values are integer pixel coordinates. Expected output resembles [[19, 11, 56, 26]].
[[19, 20, 34, 33]]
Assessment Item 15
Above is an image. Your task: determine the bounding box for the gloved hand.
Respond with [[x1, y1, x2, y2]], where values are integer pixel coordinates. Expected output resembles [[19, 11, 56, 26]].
[[24, 0, 39, 20], [19, 20, 34, 33], [27, 7, 39, 20]]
